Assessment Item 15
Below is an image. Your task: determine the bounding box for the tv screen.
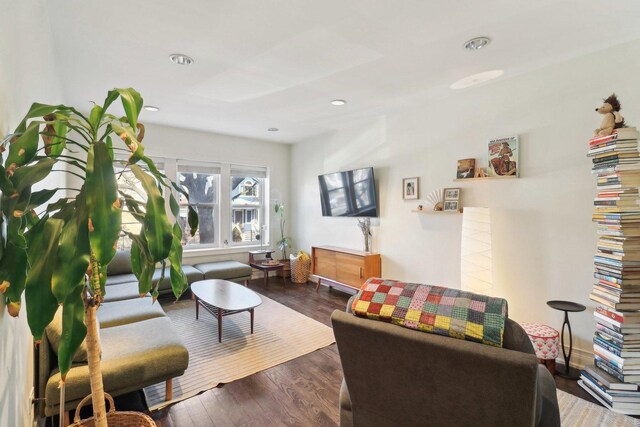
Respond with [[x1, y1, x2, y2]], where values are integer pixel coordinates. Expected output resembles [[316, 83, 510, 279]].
[[318, 167, 378, 217]]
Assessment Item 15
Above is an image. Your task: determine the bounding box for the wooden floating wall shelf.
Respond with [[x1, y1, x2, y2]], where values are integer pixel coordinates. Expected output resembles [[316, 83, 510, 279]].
[[453, 175, 518, 182], [412, 209, 462, 214]]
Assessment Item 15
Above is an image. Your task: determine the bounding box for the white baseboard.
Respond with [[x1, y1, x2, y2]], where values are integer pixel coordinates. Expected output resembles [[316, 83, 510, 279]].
[[559, 346, 592, 370]]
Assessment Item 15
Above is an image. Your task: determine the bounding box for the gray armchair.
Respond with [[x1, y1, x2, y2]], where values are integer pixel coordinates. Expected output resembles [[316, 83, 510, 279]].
[[331, 299, 560, 427]]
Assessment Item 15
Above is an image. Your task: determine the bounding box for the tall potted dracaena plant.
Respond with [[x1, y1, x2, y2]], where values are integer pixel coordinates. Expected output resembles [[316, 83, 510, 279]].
[[0, 88, 198, 427]]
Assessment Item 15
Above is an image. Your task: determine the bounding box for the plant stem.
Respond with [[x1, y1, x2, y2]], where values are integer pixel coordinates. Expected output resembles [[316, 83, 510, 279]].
[[84, 253, 107, 427]]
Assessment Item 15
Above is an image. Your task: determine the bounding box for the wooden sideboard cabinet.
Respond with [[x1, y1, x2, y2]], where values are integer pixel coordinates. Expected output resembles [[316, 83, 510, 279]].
[[311, 246, 382, 293]]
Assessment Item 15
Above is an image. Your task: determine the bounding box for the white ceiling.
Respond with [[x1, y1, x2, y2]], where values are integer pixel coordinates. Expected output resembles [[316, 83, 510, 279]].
[[44, 0, 640, 143]]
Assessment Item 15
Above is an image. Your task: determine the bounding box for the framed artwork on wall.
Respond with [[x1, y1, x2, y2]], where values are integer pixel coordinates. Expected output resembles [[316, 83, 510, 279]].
[[457, 158, 476, 179], [488, 135, 519, 177], [444, 200, 459, 212], [403, 177, 419, 200], [444, 188, 460, 201]]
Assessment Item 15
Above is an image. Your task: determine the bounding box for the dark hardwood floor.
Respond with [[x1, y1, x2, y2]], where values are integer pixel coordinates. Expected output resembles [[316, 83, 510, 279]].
[[149, 276, 604, 426]]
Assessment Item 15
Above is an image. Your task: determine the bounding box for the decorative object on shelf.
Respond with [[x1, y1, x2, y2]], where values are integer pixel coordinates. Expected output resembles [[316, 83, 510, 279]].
[[488, 135, 519, 177], [456, 158, 476, 179], [402, 177, 419, 199], [474, 167, 488, 178], [424, 188, 444, 211], [547, 300, 586, 379], [444, 187, 460, 201], [594, 93, 626, 137], [357, 218, 373, 252], [461, 207, 493, 294], [443, 201, 459, 212]]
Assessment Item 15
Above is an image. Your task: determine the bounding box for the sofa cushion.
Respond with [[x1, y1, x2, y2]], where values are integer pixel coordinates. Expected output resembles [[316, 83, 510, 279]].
[[194, 261, 253, 280], [45, 306, 94, 362], [107, 250, 133, 276], [152, 265, 204, 291], [105, 273, 138, 287], [98, 297, 165, 328], [351, 278, 508, 347], [103, 281, 149, 302], [44, 316, 189, 412]]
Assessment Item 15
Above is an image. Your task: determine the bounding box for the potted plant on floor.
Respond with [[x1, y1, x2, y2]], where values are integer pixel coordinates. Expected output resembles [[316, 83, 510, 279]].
[[274, 201, 291, 278], [0, 88, 198, 427]]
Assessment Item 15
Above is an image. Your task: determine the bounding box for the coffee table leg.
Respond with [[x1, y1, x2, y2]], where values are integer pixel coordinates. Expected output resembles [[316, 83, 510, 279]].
[[217, 308, 222, 343], [195, 298, 199, 320], [263, 271, 268, 289], [250, 308, 255, 334]]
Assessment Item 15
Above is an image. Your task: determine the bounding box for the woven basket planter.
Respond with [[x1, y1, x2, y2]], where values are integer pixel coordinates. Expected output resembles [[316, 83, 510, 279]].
[[290, 257, 311, 283], [69, 393, 155, 427]]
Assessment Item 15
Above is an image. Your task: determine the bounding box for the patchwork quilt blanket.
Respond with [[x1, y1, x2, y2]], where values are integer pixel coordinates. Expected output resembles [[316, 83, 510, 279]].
[[351, 278, 508, 347]]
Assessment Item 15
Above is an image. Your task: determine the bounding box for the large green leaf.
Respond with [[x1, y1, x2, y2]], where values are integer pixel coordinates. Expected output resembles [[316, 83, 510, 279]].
[[110, 121, 145, 163], [86, 141, 121, 265], [57, 283, 87, 379], [14, 103, 68, 133], [51, 190, 90, 303], [49, 120, 68, 157], [88, 105, 103, 131], [5, 121, 40, 168], [25, 218, 64, 339], [168, 223, 188, 299], [25, 189, 57, 212], [130, 164, 172, 262], [11, 158, 56, 193], [116, 88, 143, 130], [130, 236, 154, 295], [0, 162, 15, 194], [0, 241, 29, 308]]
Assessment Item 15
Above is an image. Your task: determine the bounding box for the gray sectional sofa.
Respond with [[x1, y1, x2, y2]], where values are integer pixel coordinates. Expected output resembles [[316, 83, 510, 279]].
[[36, 251, 253, 419]]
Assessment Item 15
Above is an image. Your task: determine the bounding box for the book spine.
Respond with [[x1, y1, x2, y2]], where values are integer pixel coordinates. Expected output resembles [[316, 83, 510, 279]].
[[596, 306, 625, 324], [595, 358, 626, 382], [594, 336, 623, 356], [594, 344, 626, 367]]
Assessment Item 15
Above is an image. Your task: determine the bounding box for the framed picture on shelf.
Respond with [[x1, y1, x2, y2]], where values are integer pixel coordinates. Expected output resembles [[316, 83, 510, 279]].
[[443, 200, 459, 212], [456, 158, 475, 179], [444, 187, 460, 201], [402, 177, 419, 200], [488, 135, 519, 177]]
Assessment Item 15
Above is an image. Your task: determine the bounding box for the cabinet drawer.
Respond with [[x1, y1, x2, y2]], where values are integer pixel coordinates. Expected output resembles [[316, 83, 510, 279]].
[[313, 249, 336, 278], [336, 253, 366, 288]]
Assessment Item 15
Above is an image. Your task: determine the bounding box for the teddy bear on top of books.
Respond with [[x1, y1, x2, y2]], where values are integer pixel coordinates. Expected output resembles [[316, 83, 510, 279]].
[[595, 93, 626, 136]]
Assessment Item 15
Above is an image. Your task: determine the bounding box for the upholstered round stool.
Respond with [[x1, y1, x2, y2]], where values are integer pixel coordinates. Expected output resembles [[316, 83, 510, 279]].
[[520, 322, 559, 375]]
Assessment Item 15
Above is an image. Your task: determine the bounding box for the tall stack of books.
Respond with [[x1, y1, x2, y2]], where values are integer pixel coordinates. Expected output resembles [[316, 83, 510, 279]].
[[580, 127, 640, 414]]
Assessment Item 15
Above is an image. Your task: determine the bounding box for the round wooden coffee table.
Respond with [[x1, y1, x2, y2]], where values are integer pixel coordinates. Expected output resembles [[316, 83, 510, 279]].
[[191, 279, 262, 342]]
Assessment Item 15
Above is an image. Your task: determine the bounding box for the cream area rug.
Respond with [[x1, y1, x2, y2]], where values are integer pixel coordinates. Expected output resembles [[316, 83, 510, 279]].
[[143, 295, 335, 410], [558, 390, 640, 426]]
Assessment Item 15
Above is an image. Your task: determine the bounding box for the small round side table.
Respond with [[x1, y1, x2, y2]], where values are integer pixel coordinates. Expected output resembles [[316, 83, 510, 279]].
[[547, 300, 586, 379]]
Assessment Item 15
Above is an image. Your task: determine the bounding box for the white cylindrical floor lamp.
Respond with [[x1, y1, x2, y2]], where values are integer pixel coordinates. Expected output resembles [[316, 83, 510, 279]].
[[461, 207, 493, 294]]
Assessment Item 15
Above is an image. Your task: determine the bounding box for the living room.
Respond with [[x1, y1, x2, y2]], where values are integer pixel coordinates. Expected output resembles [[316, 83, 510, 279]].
[[3, 1, 640, 426]]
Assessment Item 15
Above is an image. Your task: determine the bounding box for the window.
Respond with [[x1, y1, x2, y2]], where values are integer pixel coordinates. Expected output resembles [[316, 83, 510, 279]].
[[114, 158, 268, 252], [230, 165, 268, 245], [177, 161, 221, 248]]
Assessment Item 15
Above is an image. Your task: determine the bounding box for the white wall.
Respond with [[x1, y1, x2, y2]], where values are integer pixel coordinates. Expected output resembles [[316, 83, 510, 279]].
[[0, 1, 65, 426], [291, 39, 640, 365], [140, 123, 291, 265]]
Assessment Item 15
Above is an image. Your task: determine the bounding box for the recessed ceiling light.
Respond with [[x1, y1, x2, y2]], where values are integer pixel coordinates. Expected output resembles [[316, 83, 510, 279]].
[[169, 53, 194, 65], [268, 128, 279, 132], [450, 70, 504, 90], [464, 37, 491, 51], [144, 106, 160, 112], [330, 99, 347, 106]]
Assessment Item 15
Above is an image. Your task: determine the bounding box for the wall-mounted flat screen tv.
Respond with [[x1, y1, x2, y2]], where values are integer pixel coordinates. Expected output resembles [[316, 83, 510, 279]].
[[318, 167, 378, 217]]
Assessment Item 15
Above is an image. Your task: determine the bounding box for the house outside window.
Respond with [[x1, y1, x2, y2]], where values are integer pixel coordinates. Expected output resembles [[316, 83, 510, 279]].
[[230, 165, 268, 246]]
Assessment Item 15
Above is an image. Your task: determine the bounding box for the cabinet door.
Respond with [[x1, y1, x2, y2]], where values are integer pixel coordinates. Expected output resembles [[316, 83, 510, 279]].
[[314, 249, 336, 279], [336, 253, 365, 288]]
